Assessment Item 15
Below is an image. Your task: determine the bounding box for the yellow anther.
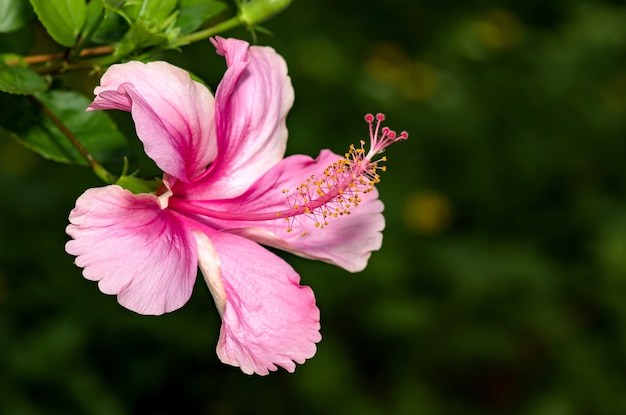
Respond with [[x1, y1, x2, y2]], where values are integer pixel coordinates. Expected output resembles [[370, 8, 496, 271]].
[[279, 136, 395, 236]]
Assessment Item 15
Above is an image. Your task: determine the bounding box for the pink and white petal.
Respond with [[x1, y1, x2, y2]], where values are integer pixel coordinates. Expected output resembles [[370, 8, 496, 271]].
[[179, 37, 294, 199], [88, 61, 217, 182], [192, 230, 226, 315], [227, 192, 384, 273], [193, 226, 320, 375], [65, 185, 198, 315], [185, 150, 385, 272]]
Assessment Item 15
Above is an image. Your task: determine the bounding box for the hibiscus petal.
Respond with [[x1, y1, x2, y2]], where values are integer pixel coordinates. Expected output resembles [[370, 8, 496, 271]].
[[193, 227, 320, 375], [187, 150, 385, 272], [192, 230, 226, 315], [65, 185, 198, 315], [179, 37, 294, 199], [88, 61, 217, 182]]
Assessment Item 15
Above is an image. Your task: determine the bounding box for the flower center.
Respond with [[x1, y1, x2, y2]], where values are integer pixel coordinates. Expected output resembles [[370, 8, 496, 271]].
[[168, 113, 407, 235]]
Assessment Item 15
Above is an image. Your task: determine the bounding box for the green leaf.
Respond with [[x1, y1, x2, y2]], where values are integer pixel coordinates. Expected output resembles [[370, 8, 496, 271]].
[[103, 0, 125, 7], [0, 90, 128, 166], [85, 0, 104, 25], [29, 0, 86, 47], [87, 0, 128, 44], [0, 58, 49, 94], [114, 19, 166, 58], [116, 174, 160, 194], [177, 0, 228, 34], [110, 0, 184, 58], [123, 0, 178, 22], [0, 0, 33, 33]]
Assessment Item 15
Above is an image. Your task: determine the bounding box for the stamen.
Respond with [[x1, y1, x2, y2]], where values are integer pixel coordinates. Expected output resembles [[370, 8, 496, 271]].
[[167, 114, 407, 235], [281, 113, 408, 234]]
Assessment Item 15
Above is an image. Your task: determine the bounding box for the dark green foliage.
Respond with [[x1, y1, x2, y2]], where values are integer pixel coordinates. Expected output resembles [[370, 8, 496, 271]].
[[29, 0, 87, 47], [2, 0, 626, 414], [0, 0, 33, 33], [0, 90, 128, 166], [0, 59, 48, 94], [177, 0, 228, 34]]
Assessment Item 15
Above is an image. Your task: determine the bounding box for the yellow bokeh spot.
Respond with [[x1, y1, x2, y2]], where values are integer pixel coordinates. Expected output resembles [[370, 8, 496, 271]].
[[364, 42, 439, 102], [474, 9, 523, 51], [603, 75, 626, 113], [403, 191, 454, 234], [0, 138, 39, 176]]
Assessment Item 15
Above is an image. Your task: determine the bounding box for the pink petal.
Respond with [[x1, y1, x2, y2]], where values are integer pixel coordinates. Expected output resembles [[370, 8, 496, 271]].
[[88, 61, 217, 182], [193, 226, 320, 375], [178, 37, 294, 199], [65, 185, 198, 315], [192, 230, 226, 315], [187, 150, 385, 272]]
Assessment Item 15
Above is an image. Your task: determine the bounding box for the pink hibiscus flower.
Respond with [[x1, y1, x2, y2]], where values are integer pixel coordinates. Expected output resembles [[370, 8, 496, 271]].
[[65, 37, 407, 375]]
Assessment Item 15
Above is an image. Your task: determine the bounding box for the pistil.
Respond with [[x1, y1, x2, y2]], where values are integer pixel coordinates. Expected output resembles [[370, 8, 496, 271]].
[[168, 114, 407, 234]]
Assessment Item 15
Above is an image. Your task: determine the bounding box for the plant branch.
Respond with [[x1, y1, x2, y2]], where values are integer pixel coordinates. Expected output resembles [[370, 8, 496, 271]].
[[27, 95, 116, 183], [5, 12, 244, 73], [6, 45, 114, 66]]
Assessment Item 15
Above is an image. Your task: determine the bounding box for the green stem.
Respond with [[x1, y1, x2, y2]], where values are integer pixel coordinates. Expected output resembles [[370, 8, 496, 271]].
[[173, 15, 243, 47], [69, 10, 106, 62], [28, 95, 117, 184]]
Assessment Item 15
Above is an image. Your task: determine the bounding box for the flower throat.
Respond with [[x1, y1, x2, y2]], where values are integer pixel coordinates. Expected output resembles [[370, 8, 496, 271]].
[[169, 114, 407, 235]]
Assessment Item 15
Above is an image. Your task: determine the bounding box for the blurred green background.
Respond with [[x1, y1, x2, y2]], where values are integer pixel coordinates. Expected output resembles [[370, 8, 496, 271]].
[[3, 0, 626, 414]]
